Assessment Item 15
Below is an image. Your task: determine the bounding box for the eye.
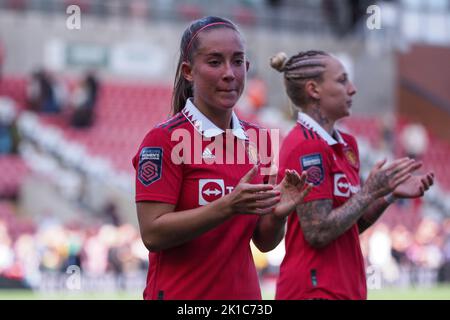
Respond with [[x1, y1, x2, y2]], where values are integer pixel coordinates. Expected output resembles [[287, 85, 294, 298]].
[[234, 59, 244, 66], [208, 60, 220, 67], [339, 76, 347, 84]]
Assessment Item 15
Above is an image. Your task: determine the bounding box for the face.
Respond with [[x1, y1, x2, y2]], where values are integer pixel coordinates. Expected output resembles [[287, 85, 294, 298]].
[[315, 56, 357, 121], [182, 28, 248, 114]]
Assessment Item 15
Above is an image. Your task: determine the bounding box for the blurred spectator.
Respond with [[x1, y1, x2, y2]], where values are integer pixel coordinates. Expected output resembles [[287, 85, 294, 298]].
[[0, 97, 19, 154], [102, 201, 121, 227], [391, 224, 414, 267], [380, 113, 395, 153], [368, 223, 399, 284], [70, 71, 99, 128], [322, 0, 370, 37], [0, 38, 4, 81], [438, 218, 450, 283], [400, 122, 429, 160], [27, 70, 62, 114], [246, 74, 267, 113], [0, 220, 14, 275]]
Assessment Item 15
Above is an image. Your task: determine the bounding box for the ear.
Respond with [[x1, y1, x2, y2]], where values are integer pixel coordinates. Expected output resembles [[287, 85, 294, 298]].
[[181, 61, 194, 82], [246, 60, 250, 72], [305, 80, 320, 101]]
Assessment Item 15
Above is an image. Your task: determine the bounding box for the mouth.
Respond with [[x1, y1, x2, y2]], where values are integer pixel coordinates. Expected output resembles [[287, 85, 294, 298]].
[[217, 88, 237, 93], [347, 100, 353, 107]]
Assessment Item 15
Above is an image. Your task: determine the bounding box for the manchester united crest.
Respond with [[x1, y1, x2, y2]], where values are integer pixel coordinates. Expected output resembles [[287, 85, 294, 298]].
[[246, 141, 260, 165], [344, 148, 359, 169]]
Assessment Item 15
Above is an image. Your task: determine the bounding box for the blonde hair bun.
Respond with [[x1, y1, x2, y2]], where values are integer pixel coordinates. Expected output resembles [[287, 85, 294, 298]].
[[270, 52, 288, 72]]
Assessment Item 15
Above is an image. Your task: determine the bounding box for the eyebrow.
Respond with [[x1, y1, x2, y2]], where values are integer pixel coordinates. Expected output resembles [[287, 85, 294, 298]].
[[204, 51, 245, 58]]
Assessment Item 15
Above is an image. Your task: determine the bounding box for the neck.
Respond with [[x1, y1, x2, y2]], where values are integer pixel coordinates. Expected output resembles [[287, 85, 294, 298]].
[[304, 106, 335, 136], [193, 99, 233, 131]]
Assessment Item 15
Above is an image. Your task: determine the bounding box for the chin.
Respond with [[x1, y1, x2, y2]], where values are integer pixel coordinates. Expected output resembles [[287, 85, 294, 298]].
[[218, 99, 238, 110]]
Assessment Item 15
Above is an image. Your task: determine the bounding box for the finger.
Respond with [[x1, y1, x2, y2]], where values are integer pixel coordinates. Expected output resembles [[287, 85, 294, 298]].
[[385, 157, 411, 172], [368, 158, 387, 178], [392, 161, 421, 179], [297, 183, 313, 203], [285, 169, 300, 186], [420, 176, 431, 189], [427, 173, 434, 186], [388, 159, 418, 176], [384, 157, 408, 169], [244, 184, 274, 193], [375, 158, 388, 170], [254, 206, 277, 216], [298, 171, 308, 187], [267, 165, 278, 186], [393, 173, 412, 189], [240, 165, 259, 184], [248, 196, 280, 210], [419, 186, 425, 196], [251, 191, 281, 201]]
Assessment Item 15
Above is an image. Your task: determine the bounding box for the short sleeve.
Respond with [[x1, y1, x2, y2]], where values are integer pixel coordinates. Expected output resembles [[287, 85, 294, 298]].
[[132, 128, 183, 204], [280, 140, 333, 202]]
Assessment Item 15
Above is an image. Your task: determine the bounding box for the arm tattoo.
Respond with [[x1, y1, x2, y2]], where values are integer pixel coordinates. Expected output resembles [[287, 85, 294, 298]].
[[297, 193, 372, 248], [357, 198, 390, 234]]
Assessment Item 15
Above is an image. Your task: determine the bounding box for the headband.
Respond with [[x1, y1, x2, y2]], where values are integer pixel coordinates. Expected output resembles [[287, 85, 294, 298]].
[[183, 22, 234, 61]]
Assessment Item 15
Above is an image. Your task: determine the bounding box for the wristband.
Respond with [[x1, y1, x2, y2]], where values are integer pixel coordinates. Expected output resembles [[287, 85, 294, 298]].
[[384, 193, 397, 205]]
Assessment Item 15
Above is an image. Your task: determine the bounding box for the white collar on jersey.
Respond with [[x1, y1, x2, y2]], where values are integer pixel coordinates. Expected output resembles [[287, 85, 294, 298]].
[[297, 112, 347, 146], [182, 99, 248, 140]]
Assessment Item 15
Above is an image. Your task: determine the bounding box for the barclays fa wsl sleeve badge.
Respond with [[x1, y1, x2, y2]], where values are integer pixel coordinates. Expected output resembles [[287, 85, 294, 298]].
[[138, 147, 163, 186], [300, 153, 324, 186]]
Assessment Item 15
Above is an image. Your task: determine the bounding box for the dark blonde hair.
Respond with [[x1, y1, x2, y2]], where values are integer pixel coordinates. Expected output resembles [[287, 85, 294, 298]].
[[172, 16, 240, 115], [270, 50, 330, 108]]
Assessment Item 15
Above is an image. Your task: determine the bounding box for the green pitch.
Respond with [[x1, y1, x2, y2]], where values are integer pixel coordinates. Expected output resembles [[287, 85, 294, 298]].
[[1, 286, 450, 300]]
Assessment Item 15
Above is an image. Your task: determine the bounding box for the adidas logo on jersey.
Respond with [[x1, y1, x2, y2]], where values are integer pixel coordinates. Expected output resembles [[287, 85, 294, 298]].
[[202, 148, 215, 159]]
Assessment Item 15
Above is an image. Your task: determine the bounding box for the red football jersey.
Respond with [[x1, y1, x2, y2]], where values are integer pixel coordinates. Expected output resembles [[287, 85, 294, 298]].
[[275, 113, 367, 300], [133, 99, 273, 300]]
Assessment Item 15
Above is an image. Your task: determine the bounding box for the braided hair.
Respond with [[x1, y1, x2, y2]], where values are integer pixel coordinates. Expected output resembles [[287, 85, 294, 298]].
[[270, 50, 329, 108]]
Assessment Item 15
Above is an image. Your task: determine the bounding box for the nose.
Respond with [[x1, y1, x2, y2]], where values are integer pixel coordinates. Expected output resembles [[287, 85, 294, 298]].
[[348, 81, 357, 96], [222, 62, 235, 82]]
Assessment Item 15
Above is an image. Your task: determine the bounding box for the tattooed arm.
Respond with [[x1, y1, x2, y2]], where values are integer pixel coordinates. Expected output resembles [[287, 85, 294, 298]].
[[297, 158, 420, 248], [297, 193, 373, 248], [356, 198, 390, 234]]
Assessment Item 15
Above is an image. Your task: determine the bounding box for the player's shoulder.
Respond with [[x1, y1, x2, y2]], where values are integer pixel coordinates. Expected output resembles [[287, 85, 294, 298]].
[[141, 112, 190, 144], [155, 112, 190, 131], [286, 123, 329, 149], [338, 129, 358, 146]]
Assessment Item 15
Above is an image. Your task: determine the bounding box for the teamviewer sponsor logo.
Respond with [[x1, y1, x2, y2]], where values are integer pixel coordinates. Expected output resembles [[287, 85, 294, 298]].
[[334, 173, 360, 197], [199, 179, 225, 205]]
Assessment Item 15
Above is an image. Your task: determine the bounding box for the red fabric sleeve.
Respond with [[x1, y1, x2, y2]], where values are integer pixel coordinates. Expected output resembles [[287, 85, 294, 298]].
[[133, 128, 183, 204]]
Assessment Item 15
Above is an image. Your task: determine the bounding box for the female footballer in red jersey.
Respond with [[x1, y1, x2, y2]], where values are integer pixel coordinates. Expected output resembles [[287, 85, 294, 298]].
[[132, 17, 311, 300], [270, 51, 434, 300]]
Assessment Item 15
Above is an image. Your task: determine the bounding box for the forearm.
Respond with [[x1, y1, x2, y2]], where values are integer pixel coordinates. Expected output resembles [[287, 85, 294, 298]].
[[299, 193, 374, 248], [357, 197, 390, 234], [252, 214, 286, 252], [141, 197, 233, 251]]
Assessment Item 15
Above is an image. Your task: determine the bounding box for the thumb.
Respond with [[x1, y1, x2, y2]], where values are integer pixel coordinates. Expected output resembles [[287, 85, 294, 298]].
[[366, 158, 386, 182], [240, 165, 259, 184], [375, 158, 387, 170]]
